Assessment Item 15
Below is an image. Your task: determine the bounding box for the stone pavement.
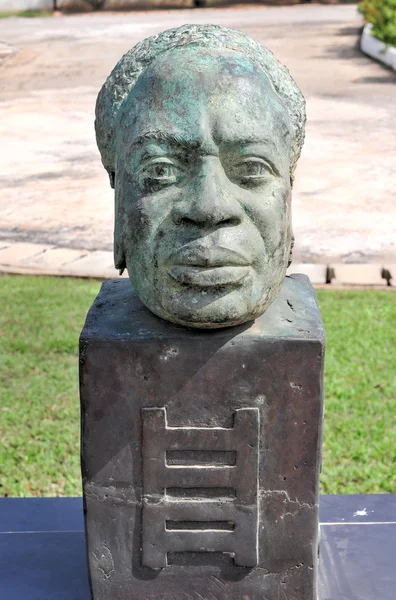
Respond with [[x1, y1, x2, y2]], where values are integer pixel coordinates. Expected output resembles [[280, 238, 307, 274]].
[[0, 4, 395, 282], [0, 240, 394, 287]]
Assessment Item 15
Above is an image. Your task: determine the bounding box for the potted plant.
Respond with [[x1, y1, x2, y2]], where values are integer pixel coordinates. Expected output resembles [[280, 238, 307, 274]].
[[359, 0, 396, 70]]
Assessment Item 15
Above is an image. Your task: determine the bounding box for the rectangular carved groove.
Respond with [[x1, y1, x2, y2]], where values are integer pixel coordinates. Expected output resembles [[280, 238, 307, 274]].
[[167, 552, 235, 567], [166, 450, 237, 466], [142, 407, 259, 569], [166, 521, 235, 531], [165, 487, 236, 501]]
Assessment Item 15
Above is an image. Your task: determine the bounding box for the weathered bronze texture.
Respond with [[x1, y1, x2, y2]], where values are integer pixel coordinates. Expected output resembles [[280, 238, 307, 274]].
[[95, 25, 306, 328], [80, 275, 324, 599]]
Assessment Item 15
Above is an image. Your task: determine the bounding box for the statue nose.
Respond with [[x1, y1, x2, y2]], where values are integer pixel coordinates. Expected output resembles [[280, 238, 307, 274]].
[[172, 161, 242, 228]]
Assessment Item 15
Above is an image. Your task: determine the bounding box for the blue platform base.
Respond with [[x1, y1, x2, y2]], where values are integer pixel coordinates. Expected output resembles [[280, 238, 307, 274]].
[[1, 495, 395, 599]]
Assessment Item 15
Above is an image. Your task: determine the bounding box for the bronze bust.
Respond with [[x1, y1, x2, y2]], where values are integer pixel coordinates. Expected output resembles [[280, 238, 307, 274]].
[[95, 25, 305, 328]]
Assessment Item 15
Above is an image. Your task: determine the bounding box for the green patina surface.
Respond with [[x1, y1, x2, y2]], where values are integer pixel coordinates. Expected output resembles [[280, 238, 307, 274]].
[[95, 25, 306, 328]]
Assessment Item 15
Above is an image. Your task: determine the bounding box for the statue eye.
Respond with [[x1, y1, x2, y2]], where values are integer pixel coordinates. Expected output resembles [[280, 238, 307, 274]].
[[148, 163, 176, 179], [234, 158, 274, 184], [142, 159, 179, 184]]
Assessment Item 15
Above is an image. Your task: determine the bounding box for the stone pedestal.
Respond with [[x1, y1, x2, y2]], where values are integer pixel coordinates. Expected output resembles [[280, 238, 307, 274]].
[[80, 275, 324, 600]]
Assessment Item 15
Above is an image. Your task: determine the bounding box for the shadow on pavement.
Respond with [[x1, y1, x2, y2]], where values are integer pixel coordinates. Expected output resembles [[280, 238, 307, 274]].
[[336, 25, 363, 37], [319, 42, 367, 61], [354, 74, 396, 84]]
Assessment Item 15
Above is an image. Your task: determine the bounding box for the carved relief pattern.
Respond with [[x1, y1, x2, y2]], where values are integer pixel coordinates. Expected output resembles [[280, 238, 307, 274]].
[[141, 407, 259, 568]]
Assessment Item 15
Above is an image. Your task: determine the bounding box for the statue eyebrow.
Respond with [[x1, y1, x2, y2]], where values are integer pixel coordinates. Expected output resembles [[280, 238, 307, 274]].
[[130, 131, 199, 150], [234, 136, 277, 150]]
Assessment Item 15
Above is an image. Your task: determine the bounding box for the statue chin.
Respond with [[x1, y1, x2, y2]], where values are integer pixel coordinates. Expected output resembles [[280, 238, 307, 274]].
[[127, 265, 286, 329], [141, 293, 280, 329]]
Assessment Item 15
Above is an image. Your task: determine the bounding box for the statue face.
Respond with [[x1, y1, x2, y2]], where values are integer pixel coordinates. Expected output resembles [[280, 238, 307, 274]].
[[115, 47, 293, 328]]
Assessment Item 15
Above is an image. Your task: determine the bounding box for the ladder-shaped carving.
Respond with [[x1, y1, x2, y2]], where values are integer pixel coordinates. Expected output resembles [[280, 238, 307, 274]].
[[141, 407, 259, 568]]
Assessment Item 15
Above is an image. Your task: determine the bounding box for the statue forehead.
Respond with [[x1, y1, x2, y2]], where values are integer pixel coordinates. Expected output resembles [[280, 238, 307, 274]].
[[145, 46, 259, 78], [125, 46, 281, 106], [118, 46, 290, 146]]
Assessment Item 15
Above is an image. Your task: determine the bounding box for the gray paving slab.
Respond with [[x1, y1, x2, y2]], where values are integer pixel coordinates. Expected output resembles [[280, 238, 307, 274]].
[[1, 495, 396, 600], [21, 247, 89, 269], [0, 243, 53, 265], [331, 263, 385, 286], [287, 263, 327, 284], [1, 241, 395, 285], [59, 250, 120, 278]]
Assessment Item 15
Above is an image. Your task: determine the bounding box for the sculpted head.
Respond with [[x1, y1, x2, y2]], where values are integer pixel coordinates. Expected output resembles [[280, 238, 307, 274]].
[[95, 25, 305, 328]]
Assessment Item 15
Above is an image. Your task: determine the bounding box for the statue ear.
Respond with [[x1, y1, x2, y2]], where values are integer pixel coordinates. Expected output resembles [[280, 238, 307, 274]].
[[113, 172, 126, 274], [114, 240, 126, 276], [114, 213, 126, 275], [288, 233, 294, 268], [288, 174, 294, 268]]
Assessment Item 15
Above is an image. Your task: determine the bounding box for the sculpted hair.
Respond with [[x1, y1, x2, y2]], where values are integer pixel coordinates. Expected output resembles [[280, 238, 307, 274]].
[[95, 24, 306, 188]]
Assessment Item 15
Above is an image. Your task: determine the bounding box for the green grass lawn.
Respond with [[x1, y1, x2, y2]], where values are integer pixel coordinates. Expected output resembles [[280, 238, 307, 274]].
[[0, 275, 395, 497], [0, 11, 52, 18]]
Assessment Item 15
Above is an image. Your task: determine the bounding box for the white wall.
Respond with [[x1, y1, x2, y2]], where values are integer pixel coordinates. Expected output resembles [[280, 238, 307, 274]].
[[0, 0, 53, 10]]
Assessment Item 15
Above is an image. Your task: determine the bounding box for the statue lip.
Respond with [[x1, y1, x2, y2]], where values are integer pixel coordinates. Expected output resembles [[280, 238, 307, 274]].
[[167, 246, 251, 268], [167, 265, 250, 288], [165, 246, 251, 286]]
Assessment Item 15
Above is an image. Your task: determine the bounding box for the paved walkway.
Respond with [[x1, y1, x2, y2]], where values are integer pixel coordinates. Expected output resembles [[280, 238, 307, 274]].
[[0, 4, 395, 281], [0, 240, 393, 287]]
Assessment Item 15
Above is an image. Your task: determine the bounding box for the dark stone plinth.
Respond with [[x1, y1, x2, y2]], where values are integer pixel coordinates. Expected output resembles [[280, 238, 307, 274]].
[[80, 275, 325, 600]]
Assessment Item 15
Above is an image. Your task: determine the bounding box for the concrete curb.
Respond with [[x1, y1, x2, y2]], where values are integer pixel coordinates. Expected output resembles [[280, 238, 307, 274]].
[[0, 241, 394, 288], [0, 242, 126, 280], [360, 23, 396, 72]]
